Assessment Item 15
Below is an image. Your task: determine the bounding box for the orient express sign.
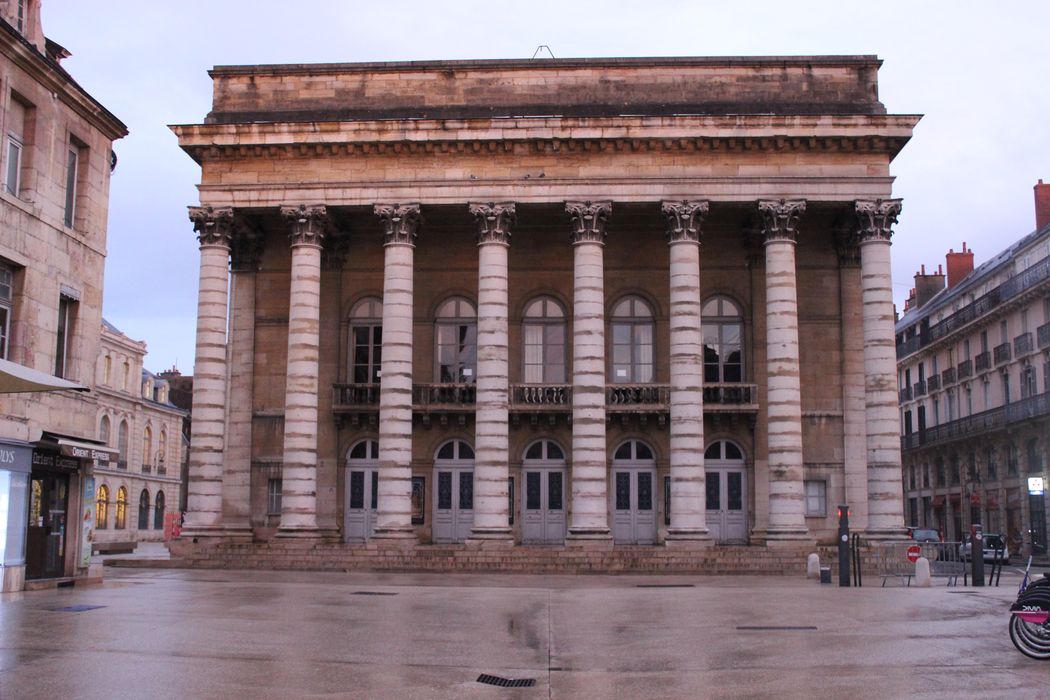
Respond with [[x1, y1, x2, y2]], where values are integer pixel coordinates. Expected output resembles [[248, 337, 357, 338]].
[[59, 443, 114, 464]]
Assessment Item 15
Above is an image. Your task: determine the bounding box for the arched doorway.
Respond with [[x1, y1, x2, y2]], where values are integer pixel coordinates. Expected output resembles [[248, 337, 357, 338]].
[[433, 440, 474, 543], [344, 439, 379, 543], [611, 439, 657, 544], [521, 439, 567, 544], [705, 440, 747, 543]]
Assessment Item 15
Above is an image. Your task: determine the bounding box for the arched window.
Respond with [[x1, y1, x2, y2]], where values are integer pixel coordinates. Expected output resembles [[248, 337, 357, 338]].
[[99, 415, 111, 445], [435, 297, 477, 383], [117, 420, 129, 469], [704, 440, 744, 461], [138, 489, 150, 530], [96, 484, 109, 529], [348, 439, 379, 460], [610, 296, 654, 383], [115, 487, 128, 529], [435, 439, 474, 460], [158, 430, 167, 471], [142, 425, 152, 470], [522, 297, 566, 383], [349, 297, 383, 383], [702, 296, 744, 383], [103, 355, 112, 385], [154, 491, 165, 530], [613, 439, 655, 461], [523, 439, 565, 461], [122, 360, 130, 391]]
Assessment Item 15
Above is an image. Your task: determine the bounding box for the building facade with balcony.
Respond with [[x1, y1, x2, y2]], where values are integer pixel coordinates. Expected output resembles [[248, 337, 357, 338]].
[[173, 56, 916, 560], [897, 187, 1050, 555], [91, 320, 186, 545], [0, 3, 126, 590]]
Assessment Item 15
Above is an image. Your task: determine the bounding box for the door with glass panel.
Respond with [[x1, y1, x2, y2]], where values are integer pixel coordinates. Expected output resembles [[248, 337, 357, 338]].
[[521, 440, 567, 544], [705, 441, 748, 543], [611, 440, 657, 544], [344, 439, 379, 543], [432, 440, 474, 543]]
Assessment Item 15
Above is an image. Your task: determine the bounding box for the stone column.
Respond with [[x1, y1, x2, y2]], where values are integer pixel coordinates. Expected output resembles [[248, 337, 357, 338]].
[[856, 199, 907, 538], [566, 201, 612, 541], [277, 204, 327, 536], [662, 200, 711, 544], [469, 203, 515, 542], [183, 206, 233, 535], [372, 204, 422, 540], [835, 224, 870, 532], [223, 225, 263, 538], [758, 199, 810, 542]]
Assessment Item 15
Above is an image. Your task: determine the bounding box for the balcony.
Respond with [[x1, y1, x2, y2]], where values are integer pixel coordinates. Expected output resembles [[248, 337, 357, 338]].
[[157, 464, 167, 476], [142, 463, 152, 474], [414, 383, 476, 410], [511, 384, 571, 410], [941, 367, 956, 385], [703, 383, 759, 412], [901, 388, 1050, 451], [899, 386, 912, 402], [993, 342, 1012, 365], [956, 360, 972, 380], [117, 460, 127, 470], [926, 374, 940, 391], [975, 351, 991, 372], [1014, 332, 1034, 356], [333, 383, 380, 410], [1039, 322, 1050, 349], [913, 380, 926, 397], [606, 384, 670, 410]]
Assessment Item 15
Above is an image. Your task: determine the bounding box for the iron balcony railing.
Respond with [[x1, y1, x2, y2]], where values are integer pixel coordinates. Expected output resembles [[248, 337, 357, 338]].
[[941, 367, 956, 385], [511, 384, 571, 407], [117, 460, 127, 470], [414, 383, 476, 408], [899, 386, 912, 402], [913, 380, 926, 397], [956, 359, 972, 380], [926, 374, 941, 391], [703, 383, 758, 408], [333, 383, 380, 408], [993, 342, 1011, 365], [901, 388, 1050, 451], [141, 463, 152, 474], [1014, 332, 1034, 356], [606, 384, 671, 408], [1039, 322, 1050, 349], [897, 255, 1050, 359], [975, 351, 991, 372]]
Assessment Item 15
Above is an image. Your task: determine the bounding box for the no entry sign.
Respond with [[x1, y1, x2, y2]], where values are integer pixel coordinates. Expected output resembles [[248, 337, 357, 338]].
[[906, 545, 921, 563]]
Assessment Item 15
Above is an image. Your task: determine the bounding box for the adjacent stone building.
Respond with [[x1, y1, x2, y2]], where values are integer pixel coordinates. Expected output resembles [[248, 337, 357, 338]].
[[91, 320, 186, 546], [0, 3, 126, 589], [173, 56, 916, 567], [897, 182, 1050, 556]]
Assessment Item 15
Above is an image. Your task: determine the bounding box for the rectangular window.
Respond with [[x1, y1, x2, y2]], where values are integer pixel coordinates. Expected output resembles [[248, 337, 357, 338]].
[[804, 480, 826, 517], [4, 96, 26, 196], [54, 295, 76, 377], [266, 478, 282, 515], [0, 262, 12, 359], [63, 146, 78, 227]]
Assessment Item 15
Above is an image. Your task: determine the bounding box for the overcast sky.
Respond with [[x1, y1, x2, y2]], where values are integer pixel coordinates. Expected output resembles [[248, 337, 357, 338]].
[[41, 0, 1050, 374]]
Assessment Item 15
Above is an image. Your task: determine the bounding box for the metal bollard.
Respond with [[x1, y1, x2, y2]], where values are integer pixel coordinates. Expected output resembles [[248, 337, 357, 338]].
[[837, 505, 850, 587], [970, 524, 984, 587]]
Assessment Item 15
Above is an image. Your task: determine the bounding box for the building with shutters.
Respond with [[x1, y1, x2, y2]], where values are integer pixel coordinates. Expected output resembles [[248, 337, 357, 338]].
[[172, 56, 917, 568]]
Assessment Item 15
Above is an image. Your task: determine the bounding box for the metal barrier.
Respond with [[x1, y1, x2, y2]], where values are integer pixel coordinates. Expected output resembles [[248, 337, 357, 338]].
[[876, 541, 967, 587]]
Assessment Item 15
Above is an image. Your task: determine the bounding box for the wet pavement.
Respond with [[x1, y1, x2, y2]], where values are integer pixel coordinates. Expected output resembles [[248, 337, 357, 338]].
[[0, 566, 1046, 699]]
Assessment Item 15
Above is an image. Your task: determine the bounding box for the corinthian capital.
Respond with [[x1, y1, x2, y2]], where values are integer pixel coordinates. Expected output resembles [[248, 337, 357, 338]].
[[188, 205, 233, 248], [469, 202, 515, 245], [374, 203, 422, 246], [566, 200, 612, 244], [758, 199, 806, 244], [855, 199, 902, 243], [281, 204, 327, 247], [661, 200, 709, 243]]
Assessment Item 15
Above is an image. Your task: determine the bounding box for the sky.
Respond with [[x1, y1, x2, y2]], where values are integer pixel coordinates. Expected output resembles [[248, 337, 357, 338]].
[[40, 0, 1050, 374]]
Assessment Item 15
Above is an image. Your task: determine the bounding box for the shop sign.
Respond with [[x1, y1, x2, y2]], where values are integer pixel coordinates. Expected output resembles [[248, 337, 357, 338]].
[[31, 452, 55, 468], [1028, 477, 1045, 496], [0, 442, 32, 473]]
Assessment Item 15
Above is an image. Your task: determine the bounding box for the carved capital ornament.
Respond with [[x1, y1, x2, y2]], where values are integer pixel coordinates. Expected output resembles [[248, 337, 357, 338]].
[[281, 204, 327, 247], [661, 200, 709, 244], [375, 203, 422, 246], [565, 200, 612, 245], [188, 206, 233, 248], [469, 202, 515, 245], [758, 199, 807, 244], [854, 199, 902, 243]]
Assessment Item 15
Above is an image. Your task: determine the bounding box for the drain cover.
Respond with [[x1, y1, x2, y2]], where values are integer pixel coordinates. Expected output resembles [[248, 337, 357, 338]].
[[477, 674, 536, 688], [351, 591, 397, 596], [50, 604, 106, 613], [736, 626, 817, 631]]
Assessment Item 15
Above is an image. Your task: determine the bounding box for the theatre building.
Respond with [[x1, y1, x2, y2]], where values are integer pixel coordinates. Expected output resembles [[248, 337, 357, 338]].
[[173, 56, 917, 567]]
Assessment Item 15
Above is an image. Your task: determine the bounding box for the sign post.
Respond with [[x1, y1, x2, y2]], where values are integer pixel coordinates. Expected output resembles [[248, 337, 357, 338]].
[[837, 505, 850, 587]]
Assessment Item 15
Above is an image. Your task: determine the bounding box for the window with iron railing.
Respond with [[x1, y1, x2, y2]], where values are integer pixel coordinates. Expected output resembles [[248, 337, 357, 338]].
[[993, 342, 1011, 364]]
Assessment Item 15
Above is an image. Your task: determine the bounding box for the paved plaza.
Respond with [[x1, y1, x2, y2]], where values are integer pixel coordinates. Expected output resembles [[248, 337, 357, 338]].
[[0, 565, 1045, 699]]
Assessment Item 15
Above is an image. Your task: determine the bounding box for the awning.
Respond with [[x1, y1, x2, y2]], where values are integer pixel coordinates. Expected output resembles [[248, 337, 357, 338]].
[[0, 358, 87, 393], [35, 432, 118, 464]]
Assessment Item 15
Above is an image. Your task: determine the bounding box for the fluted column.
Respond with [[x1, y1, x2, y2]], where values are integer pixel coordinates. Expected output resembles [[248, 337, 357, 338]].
[[758, 199, 810, 542], [223, 225, 263, 538], [856, 199, 907, 538], [566, 201, 612, 541], [277, 204, 326, 536], [836, 225, 869, 532], [183, 206, 233, 535], [372, 203, 422, 540], [662, 200, 711, 544], [469, 202, 515, 541]]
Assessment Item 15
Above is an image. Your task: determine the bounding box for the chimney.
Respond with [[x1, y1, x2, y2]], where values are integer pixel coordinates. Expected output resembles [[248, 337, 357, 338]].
[[1036, 179, 1050, 230], [946, 244, 974, 289], [913, 263, 946, 309]]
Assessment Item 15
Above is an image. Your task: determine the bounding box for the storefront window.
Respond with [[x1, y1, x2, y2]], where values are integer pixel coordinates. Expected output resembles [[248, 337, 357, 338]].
[[0, 470, 29, 565]]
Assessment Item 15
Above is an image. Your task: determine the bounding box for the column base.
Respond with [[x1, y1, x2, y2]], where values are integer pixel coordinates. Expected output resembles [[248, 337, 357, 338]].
[[764, 527, 814, 547], [664, 529, 714, 548]]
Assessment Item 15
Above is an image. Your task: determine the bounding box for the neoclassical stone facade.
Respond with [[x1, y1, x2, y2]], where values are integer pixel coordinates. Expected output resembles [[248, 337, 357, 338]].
[[173, 57, 916, 560]]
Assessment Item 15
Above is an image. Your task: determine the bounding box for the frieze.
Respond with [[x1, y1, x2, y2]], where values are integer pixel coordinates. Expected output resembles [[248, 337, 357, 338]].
[[855, 199, 902, 243], [566, 200, 612, 244], [375, 203, 422, 246], [469, 202, 515, 245], [661, 200, 709, 243], [188, 206, 233, 248], [280, 204, 328, 247], [758, 199, 806, 244]]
